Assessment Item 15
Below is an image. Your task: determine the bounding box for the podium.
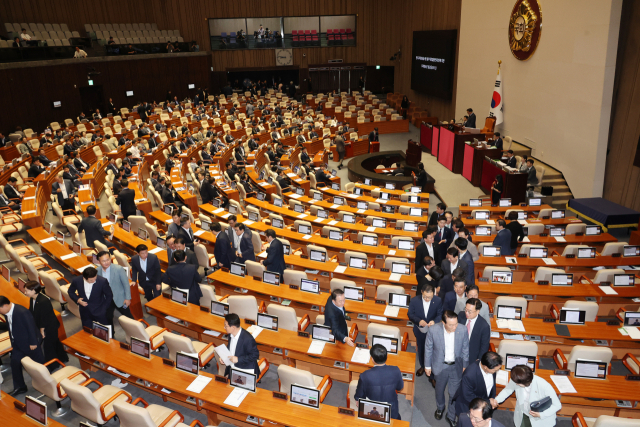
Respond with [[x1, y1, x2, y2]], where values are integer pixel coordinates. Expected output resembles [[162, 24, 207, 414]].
[[420, 123, 433, 150], [481, 158, 528, 204], [463, 143, 503, 186], [438, 125, 485, 174], [406, 140, 421, 167]]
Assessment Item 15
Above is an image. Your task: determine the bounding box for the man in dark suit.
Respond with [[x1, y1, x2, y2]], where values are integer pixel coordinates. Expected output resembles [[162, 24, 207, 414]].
[[438, 267, 466, 301], [444, 276, 467, 312], [524, 158, 538, 185], [78, 205, 111, 249], [454, 238, 475, 287], [73, 154, 90, 173], [169, 125, 179, 139], [505, 150, 517, 168], [200, 176, 218, 205], [138, 102, 150, 122], [323, 289, 355, 346], [315, 167, 332, 187], [457, 298, 490, 364], [492, 219, 514, 256], [4, 177, 23, 201], [354, 344, 405, 420], [464, 108, 476, 128], [368, 128, 379, 142], [262, 229, 285, 279], [28, 158, 45, 178], [416, 256, 435, 282], [436, 216, 455, 260], [505, 212, 525, 253], [457, 398, 504, 427], [491, 132, 503, 151], [0, 295, 45, 395], [300, 147, 311, 164], [162, 250, 203, 304], [115, 178, 136, 220], [131, 244, 162, 301], [162, 182, 185, 209], [454, 353, 502, 420], [176, 217, 195, 251], [52, 174, 76, 211], [174, 237, 199, 267], [429, 203, 446, 227], [220, 313, 260, 377], [37, 148, 52, 166], [441, 247, 469, 277], [67, 267, 113, 329], [234, 223, 255, 263], [212, 222, 235, 269], [106, 158, 119, 176], [408, 283, 443, 377]]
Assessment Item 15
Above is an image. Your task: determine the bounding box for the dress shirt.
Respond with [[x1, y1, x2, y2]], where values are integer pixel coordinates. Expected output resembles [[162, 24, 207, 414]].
[[139, 257, 149, 281], [444, 328, 456, 363], [84, 280, 93, 299], [426, 243, 434, 258], [60, 184, 68, 199], [480, 361, 494, 396], [102, 266, 111, 281], [6, 304, 14, 338], [466, 316, 476, 338], [450, 260, 458, 271], [182, 226, 193, 239], [233, 231, 241, 249], [229, 329, 242, 368], [422, 299, 432, 320]]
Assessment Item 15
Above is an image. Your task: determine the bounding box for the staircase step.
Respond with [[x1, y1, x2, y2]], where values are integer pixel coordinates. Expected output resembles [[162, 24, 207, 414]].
[[543, 178, 565, 185]]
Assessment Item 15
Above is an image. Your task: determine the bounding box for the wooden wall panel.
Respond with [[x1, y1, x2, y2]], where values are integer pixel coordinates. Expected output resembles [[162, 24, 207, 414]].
[[603, 0, 640, 209], [0, 0, 461, 128]]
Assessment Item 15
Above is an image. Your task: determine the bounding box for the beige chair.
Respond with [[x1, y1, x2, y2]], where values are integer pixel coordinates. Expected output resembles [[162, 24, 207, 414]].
[[163, 333, 215, 368], [559, 300, 599, 322], [306, 244, 328, 261], [199, 284, 223, 308], [600, 242, 626, 256], [376, 284, 404, 302], [347, 379, 359, 410], [538, 208, 555, 218], [494, 296, 528, 318], [366, 323, 408, 351], [39, 270, 69, 314], [384, 257, 410, 271], [554, 345, 613, 372], [127, 215, 147, 234], [194, 242, 215, 271], [22, 356, 89, 417], [593, 268, 625, 284], [245, 260, 265, 277], [330, 278, 357, 292], [118, 316, 168, 350], [344, 250, 368, 265], [277, 365, 332, 403], [113, 400, 184, 427], [227, 295, 259, 321], [572, 414, 638, 427], [565, 224, 586, 235], [144, 222, 163, 244], [533, 267, 565, 283], [60, 285, 81, 319], [60, 377, 132, 425], [497, 340, 539, 369], [267, 304, 310, 332], [524, 224, 545, 236], [518, 244, 546, 256], [560, 245, 589, 257], [283, 270, 307, 286]]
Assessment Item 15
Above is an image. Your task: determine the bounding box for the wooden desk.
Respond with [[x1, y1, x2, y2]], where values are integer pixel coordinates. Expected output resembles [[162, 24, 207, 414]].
[[354, 183, 430, 199], [0, 391, 67, 426], [62, 332, 409, 426], [471, 232, 618, 250], [463, 143, 504, 186], [465, 217, 583, 228], [316, 186, 430, 210], [475, 254, 640, 271], [145, 296, 417, 403], [459, 204, 553, 216], [481, 159, 528, 204]]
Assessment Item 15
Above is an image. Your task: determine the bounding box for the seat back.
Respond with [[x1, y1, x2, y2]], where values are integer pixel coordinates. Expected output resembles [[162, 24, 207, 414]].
[[384, 257, 409, 271], [563, 300, 599, 322], [199, 284, 216, 308], [518, 244, 546, 256], [366, 324, 401, 346], [592, 416, 639, 427], [118, 316, 150, 344], [534, 267, 565, 283], [593, 268, 625, 284], [21, 357, 59, 400], [561, 244, 589, 257], [164, 333, 196, 361], [376, 284, 404, 302], [344, 250, 368, 265], [245, 260, 265, 277], [267, 304, 298, 332], [19, 256, 40, 281], [565, 224, 586, 235], [600, 242, 626, 256], [60, 286, 81, 319], [497, 340, 538, 366], [277, 365, 316, 393], [38, 271, 65, 305], [113, 401, 157, 427], [194, 243, 211, 269], [283, 270, 307, 286], [524, 224, 545, 236], [227, 295, 258, 321], [348, 379, 358, 409], [494, 296, 528, 317], [565, 345, 613, 372], [481, 266, 512, 279], [330, 278, 356, 292], [60, 378, 102, 422]]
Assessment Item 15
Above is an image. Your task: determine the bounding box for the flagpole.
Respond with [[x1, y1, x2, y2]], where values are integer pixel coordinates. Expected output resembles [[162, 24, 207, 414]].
[[498, 60, 501, 74]]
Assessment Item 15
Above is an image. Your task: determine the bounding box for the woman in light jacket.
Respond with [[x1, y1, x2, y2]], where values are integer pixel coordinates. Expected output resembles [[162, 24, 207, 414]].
[[495, 365, 561, 427]]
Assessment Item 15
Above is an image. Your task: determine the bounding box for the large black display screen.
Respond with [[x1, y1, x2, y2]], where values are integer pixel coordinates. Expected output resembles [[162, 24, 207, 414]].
[[411, 30, 457, 99]]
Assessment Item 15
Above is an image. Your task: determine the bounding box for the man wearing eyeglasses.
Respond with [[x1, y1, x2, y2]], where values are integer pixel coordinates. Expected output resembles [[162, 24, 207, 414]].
[[458, 398, 504, 427], [453, 352, 502, 423]]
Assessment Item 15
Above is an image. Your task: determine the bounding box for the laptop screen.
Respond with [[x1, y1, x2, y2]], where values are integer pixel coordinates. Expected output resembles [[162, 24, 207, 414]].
[[381, 192, 390, 200], [529, 247, 548, 258], [274, 198, 283, 207], [342, 213, 355, 224], [411, 186, 421, 193], [311, 324, 335, 343], [518, 211, 527, 220], [333, 196, 344, 206], [300, 279, 320, 294], [613, 274, 635, 287], [482, 246, 501, 257], [131, 337, 151, 359], [372, 218, 386, 228], [329, 230, 343, 241], [372, 335, 399, 355], [388, 293, 410, 307], [290, 384, 320, 409], [92, 322, 110, 343], [385, 183, 395, 190], [391, 262, 410, 275], [408, 196, 420, 204], [358, 201, 369, 210], [294, 204, 305, 213], [349, 256, 367, 269], [499, 199, 511, 207], [559, 308, 586, 325], [25, 396, 48, 426], [257, 313, 278, 331], [272, 218, 283, 229], [171, 288, 188, 305], [474, 211, 490, 220], [317, 209, 328, 219], [551, 210, 565, 219], [122, 220, 131, 232], [475, 226, 491, 236], [491, 271, 512, 283], [362, 235, 378, 247], [344, 286, 364, 301], [574, 360, 607, 380], [497, 305, 522, 320], [577, 247, 596, 258], [309, 250, 326, 262], [624, 311, 640, 327], [505, 354, 536, 371], [403, 222, 417, 231], [469, 199, 482, 207], [176, 352, 199, 375], [313, 192, 323, 201], [549, 227, 565, 236], [364, 178, 372, 185], [623, 245, 640, 257], [358, 399, 391, 424], [230, 262, 246, 277], [262, 271, 280, 286], [409, 207, 422, 217], [398, 240, 414, 250], [332, 183, 340, 191], [551, 273, 573, 286], [298, 224, 311, 235], [528, 198, 541, 206], [211, 301, 229, 317], [585, 225, 601, 235]]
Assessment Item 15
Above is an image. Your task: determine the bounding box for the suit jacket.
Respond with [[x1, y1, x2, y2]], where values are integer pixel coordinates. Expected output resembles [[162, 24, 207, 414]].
[[456, 312, 490, 363], [162, 262, 203, 304], [74, 157, 89, 171], [428, 211, 440, 227], [226, 226, 237, 252], [408, 295, 443, 338], [161, 187, 176, 205], [107, 163, 119, 176], [171, 248, 198, 267], [131, 253, 162, 287], [449, 240, 480, 262], [323, 297, 349, 343], [29, 293, 60, 336], [492, 229, 514, 256], [78, 216, 110, 248], [438, 274, 454, 300], [444, 291, 465, 312], [67, 275, 113, 327], [454, 298, 491, 327], [460, 251, 475, 287], [368, 131, 379, 142], [28, 164, 44, 178], [435, 226, 455, 259], [465, 113, 476, 128], [214, 230, 235, 268], [300, 152, 311, 164], [506, 157, 517, 168], [493, 138, 503, 151], [98, 264, 131, 307], [424, 322, 469, 376], [237, 231, 255, 262], [38, 154, 52, 166], [354, 365, 404, 420], [200, 180, 218, 204], [505, 221, 525, 250], [8, 303, 42, 353], [52, 180, 75, 207], [496, 375, 561, 427], [263, 238, 285, 279], [454, 361, 497, 415], [116, 188, 136, 219], [224, 329, 260, 376], [441, 259, 468, 278], [526, 166, 538, 185], [4, 184, 21, 200], [177, 226, 195, 251]]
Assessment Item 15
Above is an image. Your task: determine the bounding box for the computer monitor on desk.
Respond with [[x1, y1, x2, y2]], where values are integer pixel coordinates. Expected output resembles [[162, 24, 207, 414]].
[[358, 399, 391, 424], [372, 335, 399, 355], [300, 278, 320, 294], [131, 337, 151, 359], [290, 384, 320, 409], [25, 396, 48, 426], [176, 351, 199, 375], [344, 286, 364, 301], [349, 256, 367, 270], [311, 324, 335, 343], [505, 354, 536, 372], [551, 273, 573, 286], [559, 308, 586, 325], [497, 305, 522, 320]]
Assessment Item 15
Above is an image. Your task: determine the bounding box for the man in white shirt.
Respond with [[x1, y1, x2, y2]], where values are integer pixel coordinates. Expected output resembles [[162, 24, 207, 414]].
[[74, 47, 88, 58], [458, 397, 506, 427], [20, 29, 31, 41], [220, 313, 259, 377]]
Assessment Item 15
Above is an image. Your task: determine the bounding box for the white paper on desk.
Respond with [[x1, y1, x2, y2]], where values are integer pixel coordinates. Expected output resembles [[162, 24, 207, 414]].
[[247, 325, 263, 338], [490, 331, 500, 339], [351, 347, 371, 364], [366, 226, 376, 232], [554, 236, 566, 243], [388, 250, 396, 256], [302, 235, 313, 240], [224, 388, 249, 407], [522, 236, 530, 243], [204, 330, 221, 337], [330, 204, 340, 209], [221, 213, 231, 219], [518, 220, 528, 226], [619, 327, 629, 336], [334, 265, 347, 273], [502, 333, 524, 340], [107, 366, 131, 378], [388, 273, 402, 282], [314, 218, 325, 223], [508, 320, 526, 332], [308, 340, 326, 355], [60, 253, 78, 260], [369, 315, 388, 322], [505, 257, 518, 264], [149, 247, 162, 254], [486, 220, 496, 225], [542, 258, 557, 265], [243, 220, 254, 226], [357, 209, 366, 214], [24, 196, 35, 200], [166, 219, 173, 223], [599, 286, 618, 295], [164, 315, 180, 323], [258, 251, 267, 258], [214, 343, 233, 365], [22, 210, 36, 215], [186, 375, 212, 393], [308, 200, 316, 205], [102, 221, 113, 227], [384, 305, 400, 317], [259, 182, 269, 187], [328, 220, 339, 225], [213, 208, 225, 214], [550, 375, 577, 393], [135, 198, 146, 203], [297, 214, 308, 219], [496, 369, 509, 386], [193, 230, 205, 237], [287, 173, 297, 178], [40, 237, 56, 244], [76, 265, 92, 273], [375, 199, 387, 204], [626, 326, 640, 340]]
